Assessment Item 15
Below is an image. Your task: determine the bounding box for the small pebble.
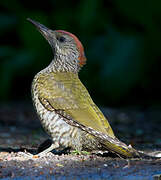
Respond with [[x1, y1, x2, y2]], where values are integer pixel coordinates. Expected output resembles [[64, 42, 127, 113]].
[[153, 174, 161, 180]]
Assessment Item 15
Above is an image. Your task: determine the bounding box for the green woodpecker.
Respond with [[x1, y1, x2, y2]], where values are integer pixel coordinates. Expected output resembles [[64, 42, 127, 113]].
[[28, 18, 138, 158]]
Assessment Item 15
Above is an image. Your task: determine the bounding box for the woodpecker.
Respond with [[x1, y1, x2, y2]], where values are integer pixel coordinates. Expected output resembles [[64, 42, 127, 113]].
[[28, 18, 138, 158]]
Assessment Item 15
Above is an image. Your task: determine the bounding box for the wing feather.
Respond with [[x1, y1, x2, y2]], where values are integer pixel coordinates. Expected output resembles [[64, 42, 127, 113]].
[[37, 72, 115, 138]]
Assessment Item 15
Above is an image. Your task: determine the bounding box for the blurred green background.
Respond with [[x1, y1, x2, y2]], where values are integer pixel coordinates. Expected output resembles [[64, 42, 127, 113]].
[[1, 0, 161, 107]]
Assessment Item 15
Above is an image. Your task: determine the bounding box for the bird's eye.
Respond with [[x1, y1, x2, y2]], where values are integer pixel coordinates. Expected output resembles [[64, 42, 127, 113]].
[[57, 36, 66, 43]]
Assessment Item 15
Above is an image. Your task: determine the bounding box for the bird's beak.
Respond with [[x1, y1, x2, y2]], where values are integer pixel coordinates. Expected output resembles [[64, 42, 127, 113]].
[[27, 18, 54, 44]]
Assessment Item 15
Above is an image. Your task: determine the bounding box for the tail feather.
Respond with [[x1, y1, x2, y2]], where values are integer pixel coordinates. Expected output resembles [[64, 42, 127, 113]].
[[62, 114, 139, 158]]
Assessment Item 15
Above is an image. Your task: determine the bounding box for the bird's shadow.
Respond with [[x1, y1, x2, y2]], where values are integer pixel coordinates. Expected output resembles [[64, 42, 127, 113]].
[[0, 139, 70, 155], [0, 147, 36, 154]]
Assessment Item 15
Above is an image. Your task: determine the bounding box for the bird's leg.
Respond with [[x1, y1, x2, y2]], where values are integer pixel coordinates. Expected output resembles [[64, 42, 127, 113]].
[[36, 142, 59, 157]]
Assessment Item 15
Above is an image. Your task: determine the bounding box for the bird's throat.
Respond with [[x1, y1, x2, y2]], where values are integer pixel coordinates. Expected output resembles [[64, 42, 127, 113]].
[[46, 56, 81, 73]]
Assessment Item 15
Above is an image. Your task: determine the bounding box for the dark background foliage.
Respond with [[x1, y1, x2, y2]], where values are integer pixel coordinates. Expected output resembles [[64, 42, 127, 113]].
[[1, 0, 161, 107]]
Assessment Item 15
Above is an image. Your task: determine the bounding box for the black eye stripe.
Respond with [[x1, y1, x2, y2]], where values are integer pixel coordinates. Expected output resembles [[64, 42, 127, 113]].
[[57, 36, 66, 42]]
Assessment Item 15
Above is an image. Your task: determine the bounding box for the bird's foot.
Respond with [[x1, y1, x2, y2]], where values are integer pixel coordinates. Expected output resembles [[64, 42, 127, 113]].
[[36, 142, 59, 157]]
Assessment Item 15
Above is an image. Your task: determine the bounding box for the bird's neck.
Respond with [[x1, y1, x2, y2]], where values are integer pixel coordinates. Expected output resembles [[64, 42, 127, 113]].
[[45, 56, 81, 73]]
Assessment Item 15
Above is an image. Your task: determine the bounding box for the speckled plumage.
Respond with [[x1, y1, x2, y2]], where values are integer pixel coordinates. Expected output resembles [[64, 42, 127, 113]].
[[32, 71, 113, 151], [28, 18, 138, 158]]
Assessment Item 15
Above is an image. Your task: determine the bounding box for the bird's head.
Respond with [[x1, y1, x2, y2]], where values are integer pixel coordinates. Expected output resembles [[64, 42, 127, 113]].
[[27, 18, 86, 72]]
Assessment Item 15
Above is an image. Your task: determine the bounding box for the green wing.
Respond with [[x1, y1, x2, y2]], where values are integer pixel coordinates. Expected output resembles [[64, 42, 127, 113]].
[[37, 72, 115, 138]]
